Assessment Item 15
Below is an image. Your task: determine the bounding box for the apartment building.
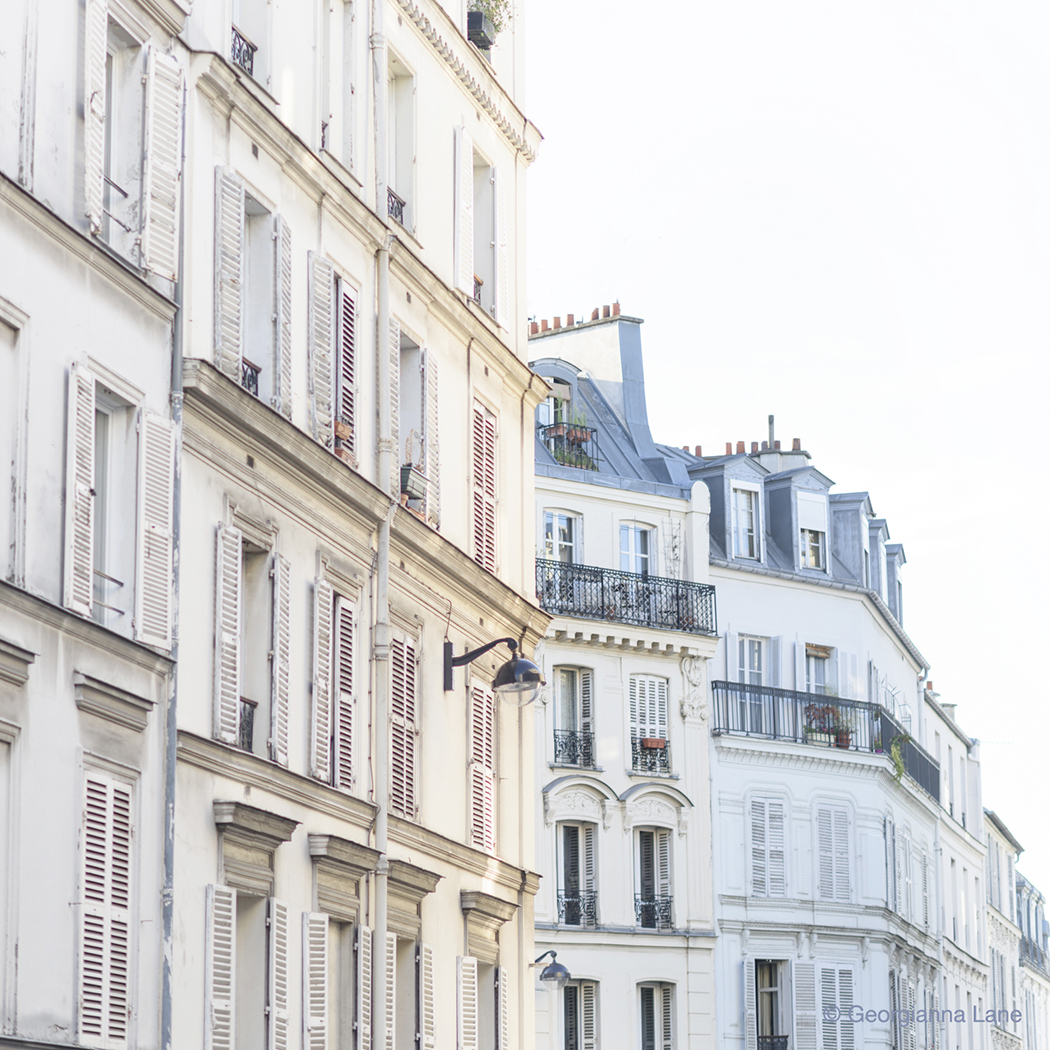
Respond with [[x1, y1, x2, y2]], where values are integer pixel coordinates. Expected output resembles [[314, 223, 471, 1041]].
[[1016, 872, 1050, 1050]]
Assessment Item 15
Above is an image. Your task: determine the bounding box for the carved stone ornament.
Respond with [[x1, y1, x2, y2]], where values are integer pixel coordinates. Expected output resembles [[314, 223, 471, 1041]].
[[543, 789, 602, 827], [679, 655, 707, 720], [623, 796, 676, 834]]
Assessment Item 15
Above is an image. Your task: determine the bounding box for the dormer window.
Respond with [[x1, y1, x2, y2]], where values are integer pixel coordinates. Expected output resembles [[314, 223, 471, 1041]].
[[800, 529, 825, 569], [797, 492, 829, 572], [732, 487, 758, 559]]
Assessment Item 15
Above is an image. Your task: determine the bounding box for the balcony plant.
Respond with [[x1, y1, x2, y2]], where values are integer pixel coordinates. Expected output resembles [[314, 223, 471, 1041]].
[[566, 407, 590, 445], [468, 0, 510, 37]]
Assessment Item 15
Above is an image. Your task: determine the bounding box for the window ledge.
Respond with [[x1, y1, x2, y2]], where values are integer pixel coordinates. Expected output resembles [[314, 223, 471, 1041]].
[[0, 636, 35, 686], [625, 770, 680, 781], [548, 762, 604, 773], [213, 799, 299, 850], [73, 671, 153, 731]]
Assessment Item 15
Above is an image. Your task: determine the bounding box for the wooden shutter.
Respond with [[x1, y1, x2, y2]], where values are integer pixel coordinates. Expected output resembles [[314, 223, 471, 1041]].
[[270, 554, 291, 766], [312, 577, 334, 779], [79, 774, 132, 1050], [205, 884, 237, 1050], [582, 825, 596, 900], [904, 981, 916, 1050], [84, 0, 107, 233], [418, 943, 435, 1050], [493, 167, 508, 327], [640, 987, 656, 1050], [457, 956, 478, 1050], [896, 831, 905, 917], [632, 676, 668, 739], [903, 833, 913, 921], [494, 966, 510, 1050], [833, 807, 850, 902], [213, 524, 242, 744], [743, 962, 756, 1050], [303, 913, 328, 1050], [817, 805, 850, 901], [470, 684, 495, 852], [725, 631, 739, 683], [214, 168, 245, 379], [337, 281, 356, 456], [141, 48, 183, 279], [921, 850, 929, 929], [390, 636, 417, 817], [795, 641, 806, 691], [471, 402, 496, 572], [268, 898, 291, 1050], [839, 971, 856, 1050], [885, 818, 897, 910], [581, 982, 596, 1050], [820, 969, 855, 1050], [334, 596, 354, 789], [769, 636, 782, 687], [561, 825, 580, 895], [838, 650, 859, 699], [579, 670, 593, 740], [638, 830, 655, 899], [135, 412, 175, 649], [659, 985, 673, 1050], [655, 830, 671, 903], [356, 926, 373, 1050], [308, 252, 335, 448], [767, 800, 786, 896], [421, 349, 440, 525], [64, 363, 96, 615], [454, 126, 474, 294], [273, 216, 293, 419], [794, 962, 817, 1050], [751, 799, 767, 896], [384, 932, 396, 1050], [387, 316, 400, 497], [629, 675, 639, 739]]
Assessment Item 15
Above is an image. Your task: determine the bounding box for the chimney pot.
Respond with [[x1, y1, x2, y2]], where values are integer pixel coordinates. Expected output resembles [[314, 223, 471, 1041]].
[[751, 442, 759, 454], [736, 441, 745, 454], [567, 313, 574, 326], [927, 681, 934, 692], [774, 440, 781, 450], [553, 316, 561, 329], [792, 437, 801, 451], [591, 308, 599, 321], [695, 445, 702, 457], [612, 302, 621, 316], [761, 440, 768, 451], [725, 442, 733, 455], [541, 319, 549, 332], [529, 321, 538, 336], [602, 305, 611, 318]]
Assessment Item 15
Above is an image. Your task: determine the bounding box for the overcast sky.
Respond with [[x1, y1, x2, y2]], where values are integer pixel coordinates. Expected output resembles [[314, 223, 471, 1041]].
[[525, 2, 1050, 883]]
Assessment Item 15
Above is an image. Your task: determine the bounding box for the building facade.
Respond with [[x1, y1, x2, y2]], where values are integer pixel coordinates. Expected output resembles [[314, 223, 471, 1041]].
[[1016, 872, 1050, 1050]]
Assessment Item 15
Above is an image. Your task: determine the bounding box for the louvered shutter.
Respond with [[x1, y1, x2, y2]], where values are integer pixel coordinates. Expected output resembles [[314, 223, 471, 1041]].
[[471, 402, 496, 573], [418, 943, 435, 1049], [454, 126, 474, 294], [470, 685, 495, 852], [629, 676, 640, 740], [311, 577, 334, 779], [141, 48, 183, 278], [268, 899, 290, 1050], [205, 885, 237, 1050], [273, 216, 293, 419], [493, 167, 508, 327], [833, 808, 850, 902], [888, 972, 899, 1050], [769, 636, 782, 687], [931, 989, 940, 1050], [270, 554, 291, 766], [303, 913, 328, 1050], [903, 835, 913, 922], [794, 962, 817, 1050], [135, 412, 175, 649], [79, 775, 132, 1050], [84, 0, 107, 233], [656, 830, 672, 905], [581, 982, 596, 1050], [817, 807, 834, 900], [768, 800, 786, 896], [885, 818, 897, 910], [213, 524, 242, 744], [726, 631, 739, 683], [639, 830, 655, 899], [387, 316, 400, 497], [390, 637, 417, 817], [356, 926, 373, 1050], [751, 799, 767, 896], [839, 971, 855, 1050], [641, 987, 656, 1050], [384, 932, 396, 1050], [660, 985, 673, 1050], [457, 956, 478, 1050], [896, 833, 905, 917], [795, 641, 806, 691], [214, 168, 245, 379], [421, 349, 440, 525], [583, 825, 596, 901], [921, 850, 929, 929], [579, 670, 593, 742], [334, 596, 354, 789], [820, 969, 839, 1050], [337, 281, 357, 456], [743, 961, 756, 1050], [838, 650, 859, 699], [64, 363, 96, 615], [562, 825, 580, 896], [905, 981, 916, 1050], [494, 967, 510, 1049], [308, 252, 335, 447]]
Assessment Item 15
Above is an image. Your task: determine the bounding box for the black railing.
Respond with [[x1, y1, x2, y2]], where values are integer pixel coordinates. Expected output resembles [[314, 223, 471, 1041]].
[[634, 894, 673, 930], [539, 422, 601, 471], [238, 697, 257, 752], [631, 736, 670, 775], [241, 358, 260, 397], [710, 681, 940, 803], [473, 274, 483, 305], [758, 1038, 789, 1050], [557, 893, 597, 927], [231, 26, 257, 76], [387, 187, 405, 224], [554, 729, 594, 767], [1021, 937, 1050, 977], [536, 559, 717, 636]]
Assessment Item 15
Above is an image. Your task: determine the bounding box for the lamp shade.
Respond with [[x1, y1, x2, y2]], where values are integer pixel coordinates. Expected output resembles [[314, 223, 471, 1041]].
[[492, 651, 545, 706], [539, 955, 571, 989]]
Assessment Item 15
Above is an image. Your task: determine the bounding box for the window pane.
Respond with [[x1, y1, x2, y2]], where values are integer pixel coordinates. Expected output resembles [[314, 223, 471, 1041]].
[[564, 986, 579, 1050], [558, 669, 578, 732]]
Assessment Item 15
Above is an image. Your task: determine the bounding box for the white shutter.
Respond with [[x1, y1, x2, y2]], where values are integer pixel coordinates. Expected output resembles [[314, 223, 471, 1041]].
[[903, 833, 913, 922], [64, 363, 96, 615], [214, 524, 242, 744], [84, 0, 108, 233], [839, 970, 855, 1050], [921, 850, 929, 929], [471, 402, 497, 572], [725, 631, 739, 682], [334, 596, 354, 789], [308, 252, 335, 448], [141, 48, 183, 279], [817, 805, 849, 902], [79, 775, 132, 1050], [769, 636, 782, 687], [312, 577, 334, 779], [135, 412, 175, 649], [470, 685, 495, 852], [655, 678, 668, 738], [388, 316, 401, 497], [896, 832, 905, 918], [905, 981, 916, 1050], [885, 818, 897, 910], [579, 669, 593, 741], [493, 167, 508, 327], [268, 898, 290, 1050], [583, 824, 596, 900], [494, 967, 510, 1049], [457, 956, 478, 1050], [421, 349, 440, 526], [454, 126, 474, 294], [356, 926, 373, 1050], [270, 554, 291, 766], [205, 885, 237, 1050], [743, 960, 756, 1050], [418, 943, 435, 1050], [214, 168, 245, 379], [750, 798, 767, 896], [273, 216, 293, 419], [656, 829, 671, 903], [336, 281, 357, 457], [659, 985, 673, 1050], [795, 641, 806, 691], [384, 932, 396, 1050], [581, 982, 597, 1050], [390, 637, 417, 817], [768, 800, 786, 896], [303, 914, 328, 1050], [838, 650, 858, 699], [820, 969, 839, 1050], [794, 962, 817, 1050]]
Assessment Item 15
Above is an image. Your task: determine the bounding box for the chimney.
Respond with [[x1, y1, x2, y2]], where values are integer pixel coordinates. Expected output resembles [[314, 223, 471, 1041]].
[[553, 316, 561, 329], [541, 319, 549, 332], [926, 681, 934, 693], [751, 442, 758, 454], [529, 321, 538, 336], [725, 442, 732, 455], [567, 313, 575, 326], [591, 308, 599, 321], [941, 702, 957, 720], [612, 302, 621, 316], [602, 305, 611, 318], [768, 414, 775, 448], [736, 441, 745, 454], [792, 437, 801, 451], [681, 446, 689, 453], [761, 440, 769, 451], [694, 445, 702, 457], [774, 440, 781, 450]]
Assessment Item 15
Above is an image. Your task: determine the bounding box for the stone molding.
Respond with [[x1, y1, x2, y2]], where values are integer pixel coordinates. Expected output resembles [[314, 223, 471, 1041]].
[[73, 671, 153, 731], [0, 637, 35, 687]]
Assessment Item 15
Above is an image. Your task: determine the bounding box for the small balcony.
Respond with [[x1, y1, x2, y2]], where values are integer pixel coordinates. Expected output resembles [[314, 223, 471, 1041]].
[[557, 892, 597, 927], [387, 187, 405, 225], [539, 422, 601, 471], [241, 358, 261, 397], [711, 681, 940, 802], [231, 26, 257, 76], [536, 559, 717, 635], [631, 736, 670, 775], [473, 274, 483, 306], [1021, 937, 1050, 977], [238, 697, 257, 753], [758, 1038, 789, 1050], [554, 729, 594, 768], [634, 894, 673, 930]]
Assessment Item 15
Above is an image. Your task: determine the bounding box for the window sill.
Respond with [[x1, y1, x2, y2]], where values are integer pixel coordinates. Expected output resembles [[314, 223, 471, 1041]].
[[548, 762, 604, 773], [625, 770, 679, 781]]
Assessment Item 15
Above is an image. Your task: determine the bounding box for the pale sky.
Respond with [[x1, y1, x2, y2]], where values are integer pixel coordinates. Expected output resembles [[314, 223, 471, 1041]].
[[525, 2, 1050, 884]]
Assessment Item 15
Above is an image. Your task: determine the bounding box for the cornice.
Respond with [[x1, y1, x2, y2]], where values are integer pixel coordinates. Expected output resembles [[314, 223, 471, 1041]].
[[0, 637, 35, 687], [214, 800, 300, 849], [461, 890, 517, 927], [389, 859, 442, 902], [116, 0, 188, 36], [73, 672, 153, 731], [308, 834, 382, 878], [546, 618, 716, 658]]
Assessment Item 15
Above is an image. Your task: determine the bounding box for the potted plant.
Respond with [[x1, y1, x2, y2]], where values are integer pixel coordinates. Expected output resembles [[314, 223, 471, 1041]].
[[640, 737, 666, 750], [400, 464, 427, 501], [468, 0, 509, 50], [566, 408, 590, 445]]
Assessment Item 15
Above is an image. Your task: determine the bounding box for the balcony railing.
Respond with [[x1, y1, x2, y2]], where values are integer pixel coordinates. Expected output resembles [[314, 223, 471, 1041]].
[[554, 729, 594, 767], [387, 187, 405, 225], [241, 358, 261, 397], [634, 894, 673, 930], [557, 892, 597, 927], [631, 736, 670, 775], [710, 680, 940, 803], [231, 26, 257, 76], [758, 1038, 789, 1050], [473, 274, 483, 305], [1021, 937, 1050, 977], [238, 697, 257, 753], [538, 422, 601, 471], [536, 559, 717, 636]]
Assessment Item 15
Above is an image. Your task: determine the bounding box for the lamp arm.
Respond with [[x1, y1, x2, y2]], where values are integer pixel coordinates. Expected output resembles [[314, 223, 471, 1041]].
[[450, 637, 517, 668], [533, 950, 556, 965]]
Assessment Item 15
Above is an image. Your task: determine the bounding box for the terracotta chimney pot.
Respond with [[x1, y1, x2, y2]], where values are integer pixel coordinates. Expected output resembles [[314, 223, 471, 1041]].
[[792, 437, 801, 451], [541, 319, 549, 332], [591, 308, 599, 321], [567, 313, 574, 326], [553, 316, 561, 329], [736, 441, 745, 454], [695, 445, 702, 457], [602, 305, 611, 318], [612, 302, 621, 316]]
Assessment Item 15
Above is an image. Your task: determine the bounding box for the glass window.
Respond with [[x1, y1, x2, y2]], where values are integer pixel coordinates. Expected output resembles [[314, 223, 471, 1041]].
[[732, 488, 757, 559], [620, 524, 651, 575], [739, 637, 763, 686], [756, 961, 783, 1038], [805, 647, 829, 695], [639, 984, 673, 1050], [544, 512, 577, 563], [800, 528, 825, 569]]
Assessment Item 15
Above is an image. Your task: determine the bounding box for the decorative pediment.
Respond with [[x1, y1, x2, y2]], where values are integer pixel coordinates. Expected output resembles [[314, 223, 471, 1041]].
[[619, 783, 693, 837], [542, 775, 618, 828], [0, 637, 35, 687], [461, 891, 518, 965], [215, 801, 299, 896]]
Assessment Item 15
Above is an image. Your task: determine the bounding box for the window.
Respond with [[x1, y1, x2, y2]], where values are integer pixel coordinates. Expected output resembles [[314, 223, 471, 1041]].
[[470, 684, 496, 851], [756, 962, 788, 1044], [472, 401, 497, 572], [731, 487, 758, 559], [800, 529, 824, 569], [739, 637, 764, 685], [639, 984, 673, 1050], [815, 804, 850, 902], [387, 54, 414, 225], [564, 983, 598, 1050], [558, 824, 597, 926], [629, 676, 669, 774], [797, 492, 828, 571], [805, 645, 830, 696], [390, 635, 418, 819], [308, 578, 355, 788], [820, 970, 855, 1050], [0, 319, 18, 581], [635, 829, 672, 929], [231, 0, 269, 84], [538, 380, 571, 427], [553, 668, 593, 767], [620, 524, 652, 575], [544, 512, 578, 563], [750, 798, 786, 898], [320, 0, 355, 167]]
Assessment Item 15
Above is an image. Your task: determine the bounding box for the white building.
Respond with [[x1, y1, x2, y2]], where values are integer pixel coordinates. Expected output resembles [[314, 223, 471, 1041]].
[[1016, 872, 1050, 1050], [985, 811, 1024, 1050], [527, 309, 720, 1050]]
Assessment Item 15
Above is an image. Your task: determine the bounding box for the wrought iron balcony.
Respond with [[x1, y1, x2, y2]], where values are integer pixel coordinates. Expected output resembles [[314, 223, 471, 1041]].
[[241, 358, 260, 397], [758, 1037, 789, 1050], [554, 729, 594, 767], [634, 894, 673, 930], [238, 697, 257, 753], [538, 422, 601, 471], [1021, 937, 1050, 977], [710, 680, 940, 803], [387, 187, 405, 225], [557, 892, 597, 927], [631, 736, 670, 775], [473, 274, 483, 305], [231, 26, 257, 76], [536, 558, 717, 635]]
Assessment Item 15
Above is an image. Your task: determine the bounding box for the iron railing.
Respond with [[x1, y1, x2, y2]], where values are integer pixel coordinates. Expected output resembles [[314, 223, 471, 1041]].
[[710, 681, 940, 803], [634, 894, 673, 930], [758, 1038, 789, 1050], [231, 26, 257, 76], [387, 187, 405, 225], [536, 558, 717, 635], [538, 422, 601, 471], [557, 892, 597, 927], [1021, 937, 1050, 977], [631, 736, 670, 775], [473, 274, 483, 305], [241, 359, 261, 397], [553, 729, 594, 767], [238, 697, 257, 753]]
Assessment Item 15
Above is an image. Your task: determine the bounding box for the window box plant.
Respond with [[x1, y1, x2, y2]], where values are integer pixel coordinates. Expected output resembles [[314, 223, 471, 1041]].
[[640, 737, 666, 750], [400, 464, 428, 501]]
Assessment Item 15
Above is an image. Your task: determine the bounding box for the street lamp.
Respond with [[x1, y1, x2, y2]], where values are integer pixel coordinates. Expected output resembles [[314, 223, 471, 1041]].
[[535, 950, 571, 989], [443, 637, 545, 706]]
